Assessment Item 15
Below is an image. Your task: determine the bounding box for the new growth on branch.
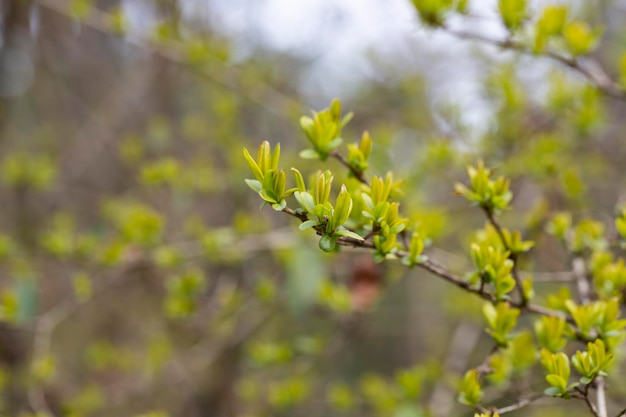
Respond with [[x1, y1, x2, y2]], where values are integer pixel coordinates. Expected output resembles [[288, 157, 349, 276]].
[[243, 98, 626, 417]]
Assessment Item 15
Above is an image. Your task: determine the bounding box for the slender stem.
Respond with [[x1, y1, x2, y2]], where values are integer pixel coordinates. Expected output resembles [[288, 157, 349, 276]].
[[421, 258, 492, 301], [597, 377, 608, 417], [496, 392, 545, 414], [482, 206, 527, 306], [286, 148, 572, 321], [36, 0, 299, 119], [333, 235, 569, 320], [574, 387, 600, 417], [530, 271, 575, 283], [522, 303, 568, 320], [361, 224, 381, 242], [474, 344, 499, 375], [483, 207, 508, 247], [428, 321, 483, 417], [442, 26, 626, 101], [329, 150, 369, 186], [28, 261, 143, 414], [573, 255, 592, 304], [282, 206, 309, 222], [571, 254, 607, 417]]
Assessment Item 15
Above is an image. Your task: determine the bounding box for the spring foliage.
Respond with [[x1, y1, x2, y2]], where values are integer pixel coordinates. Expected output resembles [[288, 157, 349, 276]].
[[3, 0, 626, 416], [244, 97, 626, 415]]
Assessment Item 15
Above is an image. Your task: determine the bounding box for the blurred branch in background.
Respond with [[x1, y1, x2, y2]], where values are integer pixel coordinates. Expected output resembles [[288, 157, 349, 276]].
[[442, 26, 626, 101], [1, 0, 626, 416], [36, 0, 300, 119]]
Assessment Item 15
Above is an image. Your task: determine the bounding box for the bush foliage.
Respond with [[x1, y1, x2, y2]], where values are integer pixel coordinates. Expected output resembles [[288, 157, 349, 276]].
[[2, 0, 626, 417]]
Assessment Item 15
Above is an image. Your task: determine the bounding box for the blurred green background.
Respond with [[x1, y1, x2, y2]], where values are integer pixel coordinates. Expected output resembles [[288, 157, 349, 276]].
[[1, 0, 625, 416]]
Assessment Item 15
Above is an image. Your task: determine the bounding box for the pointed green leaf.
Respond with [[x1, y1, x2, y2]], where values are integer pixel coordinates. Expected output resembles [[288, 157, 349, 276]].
[[299, 149, 320, 159], [295, 191, 316, 214], [299, 220, 319, 231], [330, 99, 342, 121], [270, 142, 281, 170], [335, 228, 364, 241], [245, 179, 263, 193], [243, 148, 263, 181], [258, 140, 271, 173], [359, 131, 372, 160], [259, 189, 277, 204], [291, 168, 306, 192]]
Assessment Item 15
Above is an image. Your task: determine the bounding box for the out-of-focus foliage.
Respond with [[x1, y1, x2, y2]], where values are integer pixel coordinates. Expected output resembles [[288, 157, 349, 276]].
[[1, 0, 626, 416]]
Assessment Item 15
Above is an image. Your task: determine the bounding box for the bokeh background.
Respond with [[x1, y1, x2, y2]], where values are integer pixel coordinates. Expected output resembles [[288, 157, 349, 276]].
[[1, 0, 626, 416]]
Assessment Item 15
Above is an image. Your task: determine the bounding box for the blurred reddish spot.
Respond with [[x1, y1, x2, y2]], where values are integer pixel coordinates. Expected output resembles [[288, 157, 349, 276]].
[[350, 255, 382, 312]]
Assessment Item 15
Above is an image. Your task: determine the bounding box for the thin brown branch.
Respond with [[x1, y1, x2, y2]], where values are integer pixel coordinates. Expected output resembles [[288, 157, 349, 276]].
[[482, 206, 527, 306], [334, 238, 483, 295], [429, 321, 483, 417], [573, 255, 592, 304], [334, 234, 569, 320], [282, 206, 309, 222], [335, 236, 375, 249], [421, 258, 493, 301], [496, 392, 545, 414], [474, 344, 499, 375], [528, 271, 575, 283], [28, 261, 144, 414], [329, 150, 369, 186], [615, 407, 626, 417], [282, 146, 570, 322], [596, 377, 608, 417], [483, 207, 508, 248], [36, 0, 300, 119], [442, 27, 626, 101], [569, 240, 607, 417], [362, 227, 379, 241], [522, 303, 568, 320], [106, 304, 275, 410], [574, 387, 600, 417]]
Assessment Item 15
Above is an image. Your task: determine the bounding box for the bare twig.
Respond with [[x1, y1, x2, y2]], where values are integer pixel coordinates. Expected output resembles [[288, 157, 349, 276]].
[[28, 261, 143, 415], [571, 254, 607, 417], [442, 27, 626, 101], [35, 0, 300, 119], [282, 206, 309, 222], [429, 321, 483, 417], [280, 144, 574, 327], [528, 271, 575, 283], [597, 377, 608, 417], [169, 308, 275, 384], [482, 207, 527, 306], [574, 386, 600, 417], [329, 150, 369, 186], [474, 344, 500, 375], [573, 256, 592, 304], [334, 230, 570, 321], [522, 302, 568, 320], [496, 392, 545, 414], [615, 407, 626, 417], [106, 304, 275, 410]]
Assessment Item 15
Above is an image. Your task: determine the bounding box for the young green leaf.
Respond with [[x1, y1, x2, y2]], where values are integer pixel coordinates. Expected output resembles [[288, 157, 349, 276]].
[[457, 369, 482, 406], [498, 0, 527, 31]]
